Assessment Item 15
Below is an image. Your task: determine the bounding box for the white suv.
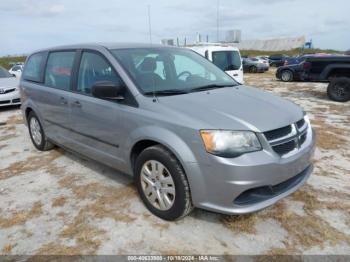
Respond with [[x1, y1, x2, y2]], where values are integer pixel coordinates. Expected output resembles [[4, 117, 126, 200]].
[[189, 45, 244, 84], [9, 64, 23, 78]]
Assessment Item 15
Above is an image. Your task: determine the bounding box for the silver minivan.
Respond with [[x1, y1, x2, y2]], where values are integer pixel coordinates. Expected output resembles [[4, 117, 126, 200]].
[[20, 43, 316, 220]]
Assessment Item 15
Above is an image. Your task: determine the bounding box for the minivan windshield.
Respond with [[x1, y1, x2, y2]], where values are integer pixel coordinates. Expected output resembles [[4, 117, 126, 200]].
[[212, 51, 241, 71], [111, 48, 237, 95], [0, 66, 12, 78]]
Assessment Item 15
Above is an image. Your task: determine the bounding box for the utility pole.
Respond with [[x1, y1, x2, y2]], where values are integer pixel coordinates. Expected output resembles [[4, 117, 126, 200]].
[[148, 5, 152, 44], [216, 0, 220, 42]]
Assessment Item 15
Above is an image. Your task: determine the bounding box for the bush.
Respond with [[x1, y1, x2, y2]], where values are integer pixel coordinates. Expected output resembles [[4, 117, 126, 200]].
[[240, 48, 342, 58], [0, 56, 26, 70]]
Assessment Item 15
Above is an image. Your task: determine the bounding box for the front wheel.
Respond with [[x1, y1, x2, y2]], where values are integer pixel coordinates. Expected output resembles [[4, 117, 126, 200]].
[[135, 145, 193, 220], [327, 77, 350, 102]]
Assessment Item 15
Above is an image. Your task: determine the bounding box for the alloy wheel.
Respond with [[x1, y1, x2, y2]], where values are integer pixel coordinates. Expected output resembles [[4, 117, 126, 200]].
[[30, 117, 42, 146], [281, 70, 292, 82], [333, 82, 349, 99], [140, 160, 176, 211]]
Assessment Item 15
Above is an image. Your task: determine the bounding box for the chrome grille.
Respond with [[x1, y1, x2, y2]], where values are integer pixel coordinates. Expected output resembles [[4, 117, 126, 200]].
[[264, 118, 308, 156], [264, 125, 292, 141], [296, 119, 305, 129], [272, 140, 296, 155]]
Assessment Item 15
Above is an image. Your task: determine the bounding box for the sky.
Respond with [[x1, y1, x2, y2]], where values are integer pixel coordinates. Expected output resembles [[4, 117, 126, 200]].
[[0, 0, 349, 55]]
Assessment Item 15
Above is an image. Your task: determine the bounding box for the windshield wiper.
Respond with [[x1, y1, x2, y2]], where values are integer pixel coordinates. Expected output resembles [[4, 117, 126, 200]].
[[189, 84, 235, 93], [144, 89, 188, 96]]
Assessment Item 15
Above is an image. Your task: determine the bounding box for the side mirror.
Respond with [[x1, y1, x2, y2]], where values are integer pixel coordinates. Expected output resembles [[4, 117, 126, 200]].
[[91, 81, 125, 100], [12, 74, 16, 77]]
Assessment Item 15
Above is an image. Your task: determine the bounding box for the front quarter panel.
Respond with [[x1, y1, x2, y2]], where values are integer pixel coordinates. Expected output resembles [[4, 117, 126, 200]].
[[124, 125, 209, 204], [125, 125, 201, 171]]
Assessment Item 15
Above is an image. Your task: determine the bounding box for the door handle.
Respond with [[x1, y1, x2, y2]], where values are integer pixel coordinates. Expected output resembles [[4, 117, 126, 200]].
[[60, 96, 68, 105], [72, 100, 82, 108]]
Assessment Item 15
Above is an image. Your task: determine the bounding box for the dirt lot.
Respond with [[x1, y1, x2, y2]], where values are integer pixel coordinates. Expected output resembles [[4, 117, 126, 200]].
[[0, 69, 349, 255]]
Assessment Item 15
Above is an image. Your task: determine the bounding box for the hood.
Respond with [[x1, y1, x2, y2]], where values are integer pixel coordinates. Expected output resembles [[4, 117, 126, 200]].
[[0, 77, 19, 90], [157, 85, 303, 132]]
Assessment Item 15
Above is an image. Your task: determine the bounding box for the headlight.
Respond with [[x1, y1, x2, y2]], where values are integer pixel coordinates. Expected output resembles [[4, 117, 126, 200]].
[[304, 114, 310, 125], [303, 114, 312, 132], [200, 130, 262, 157]]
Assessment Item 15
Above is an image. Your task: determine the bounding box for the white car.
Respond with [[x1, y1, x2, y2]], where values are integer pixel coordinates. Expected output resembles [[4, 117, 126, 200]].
[[0, 66, 20, 107], [8, 64, 23, 78], [189, 45, 244, 84], [255, 56, 270, 68]]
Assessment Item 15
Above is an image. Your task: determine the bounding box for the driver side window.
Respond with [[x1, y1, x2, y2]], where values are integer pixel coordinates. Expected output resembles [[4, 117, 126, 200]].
[[173, 54, 216, 80], [77, 52, 122, 95]]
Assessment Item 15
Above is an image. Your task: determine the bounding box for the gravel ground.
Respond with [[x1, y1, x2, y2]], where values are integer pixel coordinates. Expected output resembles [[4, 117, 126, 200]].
[[0, 69, 349, 255]]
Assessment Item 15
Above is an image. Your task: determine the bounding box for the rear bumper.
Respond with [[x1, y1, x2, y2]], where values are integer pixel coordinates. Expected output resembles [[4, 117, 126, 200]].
[[0, 90, 21, 107], [185, 128, 316, 215]]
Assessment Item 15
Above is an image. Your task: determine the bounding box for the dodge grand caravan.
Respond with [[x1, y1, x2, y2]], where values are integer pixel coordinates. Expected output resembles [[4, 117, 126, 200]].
[[20, 43, 316, 220]]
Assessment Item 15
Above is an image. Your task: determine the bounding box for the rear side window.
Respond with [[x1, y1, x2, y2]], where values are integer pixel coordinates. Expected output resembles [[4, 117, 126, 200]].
[[23, 52, 46, 82], [44, 51, 75, 91]]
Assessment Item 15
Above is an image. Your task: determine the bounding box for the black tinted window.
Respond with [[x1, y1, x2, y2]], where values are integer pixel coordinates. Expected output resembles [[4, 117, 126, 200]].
[[270, 55, 282, 60], [23, 53, 46, 82], [77, 52, 122, 95], [212, 51, 241, 71], [12, 66, 21, 71], [44, 52, 75, 91]]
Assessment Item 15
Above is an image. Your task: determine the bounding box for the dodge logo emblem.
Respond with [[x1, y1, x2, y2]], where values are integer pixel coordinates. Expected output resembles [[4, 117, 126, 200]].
[[0, 89, 5, 94]]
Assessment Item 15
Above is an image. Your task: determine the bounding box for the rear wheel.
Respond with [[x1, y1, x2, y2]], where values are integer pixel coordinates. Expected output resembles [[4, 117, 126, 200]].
[[281, 70, 293, 82], [135, 145, 193, 220], [327, 77, 350, 102], [28, 111, 54, 151]]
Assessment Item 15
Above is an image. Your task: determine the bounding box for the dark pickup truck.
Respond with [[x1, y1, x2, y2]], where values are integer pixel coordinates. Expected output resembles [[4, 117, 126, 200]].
[[276, 55, 350, 102]]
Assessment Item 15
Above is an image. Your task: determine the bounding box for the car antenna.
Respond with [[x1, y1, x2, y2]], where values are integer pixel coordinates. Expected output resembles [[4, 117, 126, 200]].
[[148, 5, 152, 44], [147, 5, 157, 102], [152, 77, 157, 102]]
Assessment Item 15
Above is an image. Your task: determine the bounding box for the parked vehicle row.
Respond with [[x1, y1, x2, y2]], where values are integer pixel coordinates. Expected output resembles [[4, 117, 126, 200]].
[[19, 43, 315, 220], [276, 55, 350, 102], [268, 54, 289, 67], [242, 57, 269, 73]]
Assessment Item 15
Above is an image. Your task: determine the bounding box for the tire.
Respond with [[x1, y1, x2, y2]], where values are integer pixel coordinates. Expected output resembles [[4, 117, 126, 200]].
[[281, 70, 293, 82], [27, 111, 55, 151], [249, 66, 257, 73], [135, 145, 193, 220], [327, 77, 350, 102]]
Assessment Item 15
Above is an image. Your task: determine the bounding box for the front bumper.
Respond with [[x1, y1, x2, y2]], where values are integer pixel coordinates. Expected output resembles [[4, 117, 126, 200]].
[[0, 90, 21, 107], [185, 128, 316, 215]]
